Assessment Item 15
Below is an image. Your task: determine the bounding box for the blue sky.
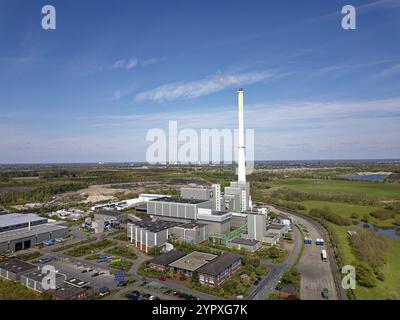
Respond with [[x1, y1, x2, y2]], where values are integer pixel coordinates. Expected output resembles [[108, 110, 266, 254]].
[[0, 0, 400, 163]]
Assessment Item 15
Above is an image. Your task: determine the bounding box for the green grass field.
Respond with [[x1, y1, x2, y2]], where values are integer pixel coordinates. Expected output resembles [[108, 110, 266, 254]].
[[328, 223, 400, 300], [262, 177, 400, 299], [298, 200, 396, 228], [270, 178, 400, 200]]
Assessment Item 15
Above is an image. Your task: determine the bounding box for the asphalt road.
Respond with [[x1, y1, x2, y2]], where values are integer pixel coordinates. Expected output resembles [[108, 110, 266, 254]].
[[247, 224, 302, 300], [268, 206, 345, 300]]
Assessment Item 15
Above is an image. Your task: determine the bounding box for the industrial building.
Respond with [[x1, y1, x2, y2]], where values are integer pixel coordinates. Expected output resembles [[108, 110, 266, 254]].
[[180, 187, 212, 201], [47, 282, 87, 300], [226, 237, 262, 252], [0, 213, 48, 233], [147, 197, 212, 220], [0, 214, 69, 254], [197, 253, 241, 287], [125, 89, 281, 252], [93, 210, 126, 223], [0, 258, 37, 281], [20, 269, 66, 293], [173, 222, 210, 244], [128, 220, 181, 253], [196, 208, 232, 234]]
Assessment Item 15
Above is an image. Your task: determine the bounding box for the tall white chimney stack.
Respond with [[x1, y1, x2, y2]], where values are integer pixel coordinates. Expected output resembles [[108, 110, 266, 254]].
[[237, 88, 246, 183]]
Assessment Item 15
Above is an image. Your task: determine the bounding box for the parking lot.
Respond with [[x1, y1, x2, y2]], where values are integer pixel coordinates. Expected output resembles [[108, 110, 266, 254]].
[[48, 257, 119, 291], [296, 221, 338, 300]]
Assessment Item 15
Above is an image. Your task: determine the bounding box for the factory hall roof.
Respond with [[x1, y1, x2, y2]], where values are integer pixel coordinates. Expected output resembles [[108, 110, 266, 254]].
[[47, 283, 86, 300], [229, 237, 260, 246], [197, 253, 241, 276], [148, 250, 186, 267], [169, 251, 217, 272], [266, 223, 286, 230], [0, 258, 37, 274], [176, 222, 208, 229], [94, 210, 123, 217], [23, 269, 65, 282], [130, 220, 181, 233], [0, 213, 47, 228], [65, 278, 89, 288], [151, 197, 207, 204], [0, 223, 68, 243]]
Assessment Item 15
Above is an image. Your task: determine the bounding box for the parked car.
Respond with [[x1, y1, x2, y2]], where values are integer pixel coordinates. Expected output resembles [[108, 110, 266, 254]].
[[131, 290, 140, 296], [159, 275, 166, 281], [38, 257, 52, 264], [117, 280, 128, 287], [81, 269, 88, 273], [91, 272, 99, 277], [142, 293, 152, 300], [99, 287, 110, 297], [322, 288, 329, 299]]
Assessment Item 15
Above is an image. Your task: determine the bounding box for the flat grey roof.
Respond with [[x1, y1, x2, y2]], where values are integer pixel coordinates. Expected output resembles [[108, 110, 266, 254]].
[[265, 232, 280, 238], [65, 277, 89, 288], [47, 283, 86, 298], [94, 210, 123, 217], [0, 223, 68, 243], [169, 251, 217, 272], [267, 223, 285, 230], [23, 269, 65, 282], [0, 213, 47, 228], [230, 237, 260, 246], [175, 222, 207, 229], [130, 220, 181, 233], [0, 258, 37, 274]]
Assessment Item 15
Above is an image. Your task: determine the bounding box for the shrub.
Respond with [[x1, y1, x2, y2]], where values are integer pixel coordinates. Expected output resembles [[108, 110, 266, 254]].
[[354, 261, 376, 288], [309, 207, 351, 226], [350, 229, 388, 275], [369, 210, 395, 221]]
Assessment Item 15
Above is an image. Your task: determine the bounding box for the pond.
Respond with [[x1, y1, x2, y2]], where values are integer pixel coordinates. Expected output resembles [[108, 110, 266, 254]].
[[356, 221, 400, 241], [344, 174, 389, 182]]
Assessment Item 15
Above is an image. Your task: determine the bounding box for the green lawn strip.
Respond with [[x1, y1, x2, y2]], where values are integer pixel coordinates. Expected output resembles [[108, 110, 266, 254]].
[[104, 246, 137, 260], [16, 251, 42, 261], [110, 259, 133, 272], [51, 237, 96, 252], [293, 224, 305, 267], [0, 279, 51, 300], [64, 239, 115, 257]]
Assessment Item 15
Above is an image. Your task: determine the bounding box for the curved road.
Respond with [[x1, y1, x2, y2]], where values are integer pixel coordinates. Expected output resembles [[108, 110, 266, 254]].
[[248, 224, 302, 300], [268, 206, 345, 300]]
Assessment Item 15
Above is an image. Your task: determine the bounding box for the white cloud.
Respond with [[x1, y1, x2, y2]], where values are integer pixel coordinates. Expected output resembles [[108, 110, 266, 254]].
[[135, 71, 271, 102], [113, 58, 138, 70], [373, 63, 400, 79]]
